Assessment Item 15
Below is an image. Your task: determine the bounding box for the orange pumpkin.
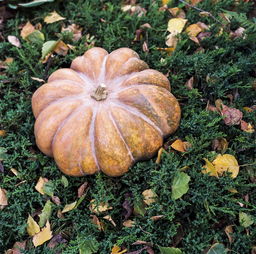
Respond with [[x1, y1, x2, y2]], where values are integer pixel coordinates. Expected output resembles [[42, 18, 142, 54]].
[[32, 47, 181, 177]]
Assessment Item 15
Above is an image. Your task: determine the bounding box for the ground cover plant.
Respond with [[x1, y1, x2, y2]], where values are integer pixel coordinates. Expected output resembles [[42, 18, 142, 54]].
[[0, 0, 256, 253]]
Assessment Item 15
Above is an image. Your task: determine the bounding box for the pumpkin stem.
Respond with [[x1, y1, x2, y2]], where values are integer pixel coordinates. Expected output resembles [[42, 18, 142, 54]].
[[91, 83, 108, 101]]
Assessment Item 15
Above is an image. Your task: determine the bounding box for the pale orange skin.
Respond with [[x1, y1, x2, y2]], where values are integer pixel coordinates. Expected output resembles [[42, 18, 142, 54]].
[[32, 47, 181, 177]]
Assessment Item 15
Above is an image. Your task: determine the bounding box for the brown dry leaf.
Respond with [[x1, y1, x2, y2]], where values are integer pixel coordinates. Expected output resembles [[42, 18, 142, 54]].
[[0, 57, 14, 70], [142, 189, 157, 205], [8, 36, 21, 48], [10, 168, 19, 176], [61, 201, 77, 213], [31, 77, 45, 82], [32, 221, 53, 247], [165, 34, 178, 48], [142, 41, 149, 52], [103, 215, 116, 227], [35, 177, 49, 195], [51, 196, 61, 205], [57, 209, 64, 219], [123, 220, 135, 227], [243, 107, 254, 113], [189, 0, 203, 5], [150, 215, 164, 221], [89, 199, 113, 214], [27, 214, 40, 236], [225, 225, 234, 244], [155, 147, 164, 164], [0, 188, 8, 208], [199, 11, 211, 17], [168, 7, 186, 18], [0, 130, 6, 137], [91, 215, 104, 231], [121, 4, 146, 17], [185, 76, 194, 90], [54, 40, 69, 56], [230, 27, 245, 39], [111, 245, 127, 254], [167, 18, 187, 35], [6, 241, 27, 254], [202, 154, 239, 178], [212, 138, 228, 153], [171, 139, 191, 152], [44, 11, 65, 24], [186, 24, 202, 37], [221, 104, 243, 126], [240, 120, 255, 133], [77, 182, 88, 198], [61, 24, 83, 41], [20, 21, 35, 39]]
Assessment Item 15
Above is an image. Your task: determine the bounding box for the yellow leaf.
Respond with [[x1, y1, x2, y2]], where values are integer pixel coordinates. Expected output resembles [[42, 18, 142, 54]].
[[162, 0, 170, 5], [157, 47, 175, 55], [0, 188, 8, 207], [54, 40, 69, 56], [20, 21, 35, 39], [171, 139, 191, 152], [27, 215, 40, 236], [89, 199, 113, 214], [186, 24, 202, 37], [62, 201, 77, 213], [32, 221, 52, 247], [0, 130, 6, 137], [123, 220, 135, 227], [202, 158, 218, 177], [111, 245, 127, 254], [213, 154, 239, 178], [44, 11, 65, 24], [35, 177, 49, 195], [167, 18, 187, 35], [142, 189, 157, 205], [155, 147, 164, 164]]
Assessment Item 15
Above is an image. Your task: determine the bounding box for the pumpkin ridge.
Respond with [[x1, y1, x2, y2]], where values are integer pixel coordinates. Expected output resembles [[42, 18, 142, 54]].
[[46, 79, 88, 90], [89, 108, 100, 172], [97, 54, 108, 84], [108, 110, 135, 162], [110, 101, 163, 136]]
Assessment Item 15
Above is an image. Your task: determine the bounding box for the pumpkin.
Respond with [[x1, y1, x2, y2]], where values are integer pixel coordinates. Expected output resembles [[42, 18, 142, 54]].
[[32, 47, 181, 177]]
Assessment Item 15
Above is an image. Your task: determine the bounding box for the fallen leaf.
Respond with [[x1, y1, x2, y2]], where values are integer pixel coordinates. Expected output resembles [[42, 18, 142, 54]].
[[35, 177, 49, 195], [27, 214, 40, 236], [171, 139, 191, 152], [167, 18, 187, 35], [123, 220, 135, 227], [32, 221, 53, 247], [158, 246, 183, 254], [0, 130, 6, 137], [206, 243, 227, 254], [20, 21, 35, 39], [199, 11, 211, 17], [0, 188, 8, 207], [133, 199, 146, 216], [54, 40, 69, 56], [123, 192, 133, 220], [26, 30, 45, 44], [202, 154, 239, 178], [78, 182, 89, 198], [51, 195, 61, 205], [44, 11, 65, 24], [186, 24, 202, 37], [41, 40, 59, 61], [103, 215, 116, 227], [239, 212, 254, 227], [224, 225, 234, 244], [31, 77, 45, 82], [156, 148, 164, 164], [212, 138, 228, 153], [61, 24, 83, 41], [62, 201, 77, 213], [165, 34, 178, 48], [91, 215, 104, 231], [142, 189, 157, 205], [230, 27, 245, 39], [171, 172, 190, 200], [89, 199, 112, 214], [185, 76, 194, 90], [8, 35, 21, 48], [168, 8, 186, 18], [10, 168, 19, 176], [150, 215, 164, 221], [111, 245, 127, 254], [142, 41, 149, 52], [157, 47, 175, 55], [47, 233, 67, 249], [240, 120, 255, 133], [39, 200, 52, 227], [221, 104, 243, 126]]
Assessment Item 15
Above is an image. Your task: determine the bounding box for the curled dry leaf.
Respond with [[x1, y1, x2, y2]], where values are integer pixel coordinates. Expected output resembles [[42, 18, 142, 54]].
[[221, 105, 243, 126], [111, 245, 127, 254], [185, 76, 194, 90], [165, 34, 178, 48], [0, 57, 14, 70], [150, 215, 164, 221], [47, 233, 67, 249], [31, 77, 45, 82], [35, 177, 49, 195], [62, 24, 83, 41], [32, 221, 53, 247], [78, 182, 89, 198], [61, 201, 77, 213], [186, 24, 202, 37], [230, 27, 245, 39], [27, 214, 40, 236], [54, 40, 69, 56], [142, 189, 157, 205], [0, 130, 6, 137], [212, 138, 228, 153], [123, 220, 135, 227], [0, 188, 8, 208], [224, 225, 234, 244], [20, 21, 35, 39], [91, 215, 104, 231], [202, 154, 239, 178], [168, 7, 186, 18], [44, 11, 65, 24], [89, 199, 113, 214], [155, 147, 164, 164], [7, 36, 21, 48], [171, 139, 191, 152], [51, 195, 61, 205], [103, 215, 116, 227], [240, 120, 255, 133]]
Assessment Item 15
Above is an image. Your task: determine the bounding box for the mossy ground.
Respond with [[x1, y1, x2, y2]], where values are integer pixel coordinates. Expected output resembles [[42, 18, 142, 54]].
[[0, 0, 256, 253]]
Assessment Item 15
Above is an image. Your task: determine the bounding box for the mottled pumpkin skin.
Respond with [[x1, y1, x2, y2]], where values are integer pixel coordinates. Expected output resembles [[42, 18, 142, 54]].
[[32, 47, 181, 177]]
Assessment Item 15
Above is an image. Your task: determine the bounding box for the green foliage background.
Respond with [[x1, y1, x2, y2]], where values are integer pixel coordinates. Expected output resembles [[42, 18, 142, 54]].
[[0, 0, 256, 253]]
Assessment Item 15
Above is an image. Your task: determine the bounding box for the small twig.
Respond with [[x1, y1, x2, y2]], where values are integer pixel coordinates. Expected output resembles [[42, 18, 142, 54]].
[[178, 0, 223, 25]]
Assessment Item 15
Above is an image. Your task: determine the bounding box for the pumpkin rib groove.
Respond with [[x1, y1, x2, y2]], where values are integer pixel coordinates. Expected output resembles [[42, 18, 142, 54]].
[[110, 101, 163, 136], [98, 54, 108, 84], [89, 108, 100, 172], [108, 110, 135, 162]]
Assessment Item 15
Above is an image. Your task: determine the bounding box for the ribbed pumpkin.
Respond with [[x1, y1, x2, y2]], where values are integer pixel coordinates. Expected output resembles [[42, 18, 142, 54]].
[[32, 47, 181, 177]]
